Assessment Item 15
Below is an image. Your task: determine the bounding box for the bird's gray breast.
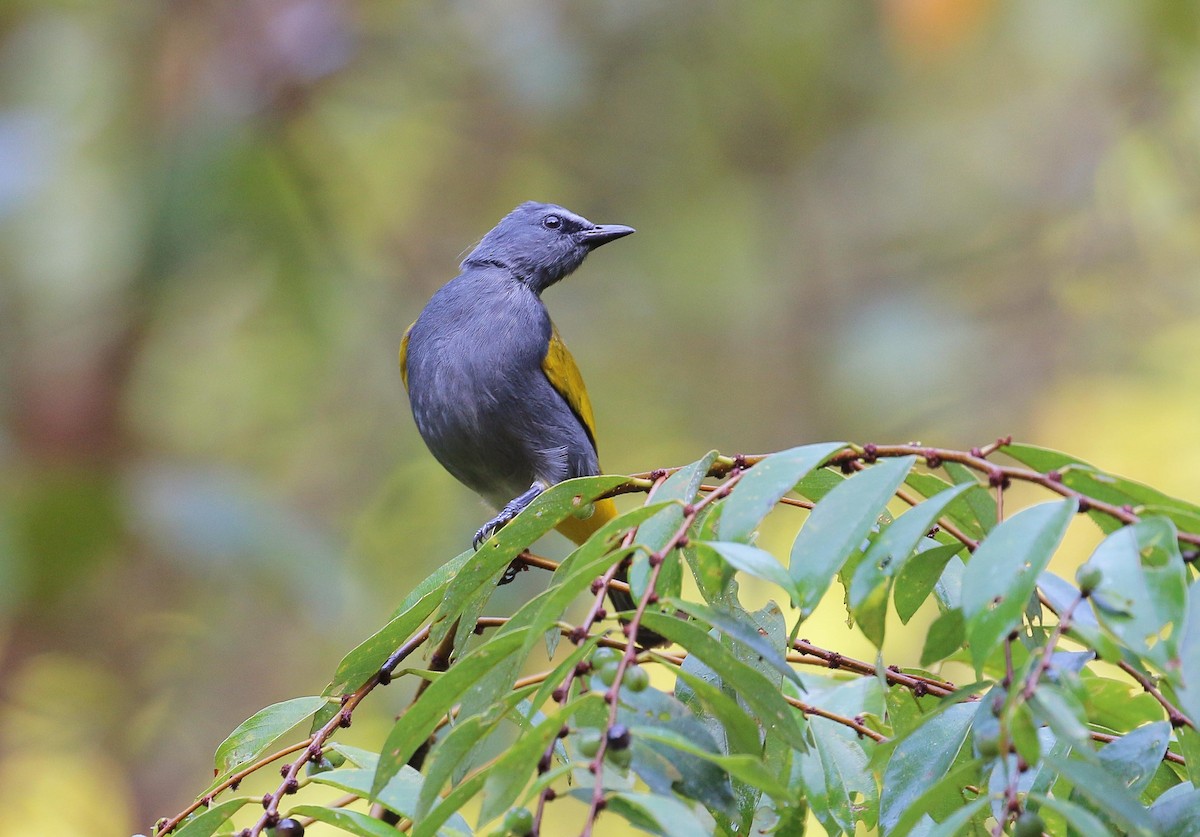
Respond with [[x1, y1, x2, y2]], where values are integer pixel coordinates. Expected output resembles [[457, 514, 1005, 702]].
[[405, 270, 591, 505]]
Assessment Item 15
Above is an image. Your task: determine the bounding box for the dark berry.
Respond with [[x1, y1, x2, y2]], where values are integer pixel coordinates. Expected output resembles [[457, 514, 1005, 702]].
[[607, 724, 631, 751]]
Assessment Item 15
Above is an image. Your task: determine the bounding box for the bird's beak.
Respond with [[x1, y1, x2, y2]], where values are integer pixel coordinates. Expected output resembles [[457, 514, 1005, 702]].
[[581, 224, 635, 248]]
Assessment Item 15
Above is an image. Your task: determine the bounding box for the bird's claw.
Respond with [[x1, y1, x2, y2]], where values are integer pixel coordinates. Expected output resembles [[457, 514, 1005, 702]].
[[472, 484, 544, 550], [472, 508, 517, 550], [472, 519, 503, 550]]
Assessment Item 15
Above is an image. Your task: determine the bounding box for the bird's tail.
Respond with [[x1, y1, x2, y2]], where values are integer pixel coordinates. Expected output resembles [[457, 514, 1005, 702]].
[[555, 498, 668, 648]]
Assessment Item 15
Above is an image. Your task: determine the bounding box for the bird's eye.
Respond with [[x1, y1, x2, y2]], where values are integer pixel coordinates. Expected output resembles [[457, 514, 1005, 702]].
[[542, 215, 562, 230]]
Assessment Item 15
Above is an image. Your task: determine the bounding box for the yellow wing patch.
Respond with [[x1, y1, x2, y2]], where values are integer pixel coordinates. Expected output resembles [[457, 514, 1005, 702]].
[[542, 323, 599, 450], [399, 322, 414, 391]]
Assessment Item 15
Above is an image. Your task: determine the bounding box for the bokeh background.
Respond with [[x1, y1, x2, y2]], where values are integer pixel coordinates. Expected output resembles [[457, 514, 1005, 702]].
[[3, 0, 1200, 834]]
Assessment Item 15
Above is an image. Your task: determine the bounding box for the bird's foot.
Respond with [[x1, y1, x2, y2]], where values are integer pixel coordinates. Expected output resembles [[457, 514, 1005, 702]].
[[472, 517, 504, 550], [472, 484, 545, 550]]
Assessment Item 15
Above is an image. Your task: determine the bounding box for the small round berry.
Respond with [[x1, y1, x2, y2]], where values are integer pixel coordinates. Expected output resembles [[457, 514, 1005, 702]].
[[576, 728, 603, 759], [623, 665, 650, 692], [273, 818, 304, 837], [607, 746, 632, 769], [974, 730, 1001, 759], [503, 806, 534, 835], [597, 660, 622, 687], [606, 724, 632, 751], [1076, 565, 1103, 594], [592, 647, 621, 666], [1013, 811, 1045, 837]]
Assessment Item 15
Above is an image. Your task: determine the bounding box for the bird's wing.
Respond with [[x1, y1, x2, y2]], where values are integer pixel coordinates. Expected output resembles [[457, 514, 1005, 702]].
[[542, 323, 599, 451], [399, 322, 414, 391]]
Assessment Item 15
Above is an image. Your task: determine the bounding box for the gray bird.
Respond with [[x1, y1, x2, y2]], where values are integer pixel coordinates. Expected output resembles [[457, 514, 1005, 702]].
[[401, 202, 660, 639]]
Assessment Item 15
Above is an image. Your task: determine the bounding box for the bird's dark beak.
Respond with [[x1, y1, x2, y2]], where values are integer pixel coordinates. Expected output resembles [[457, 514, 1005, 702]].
[[581, 224, 635, 249]]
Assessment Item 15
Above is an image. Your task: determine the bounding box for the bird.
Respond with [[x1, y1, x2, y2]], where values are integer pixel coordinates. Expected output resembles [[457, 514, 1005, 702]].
[[399, 201, 654, 632]]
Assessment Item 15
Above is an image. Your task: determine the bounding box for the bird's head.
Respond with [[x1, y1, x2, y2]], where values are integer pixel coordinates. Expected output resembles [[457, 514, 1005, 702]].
[[462, 202, 635, 293]]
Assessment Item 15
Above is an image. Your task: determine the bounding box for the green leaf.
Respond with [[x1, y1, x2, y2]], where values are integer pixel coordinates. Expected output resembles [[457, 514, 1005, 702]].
[[1001, 443, 1088, 473], [311, 765, 428, 824], [920, 608, 964, 667], [1177, 578, 1200, 734], [794, 466, 846, 503], [903, 471, 986, 540], [807, 717, 875, 834], [672, 664, 764, 757], [1148, 783, 1200, 836], [413, 761, 500, 837], [1080, 674, 1163, 732], [893, 542, 965, 624], [850, 481, 974, 612], [529, 635, 602, 710], [373, 629, 529, 797], [960, 499, 1075, 673], [790, 456, 915, 616], [633, 726, 792, 801], [330, 742, 381, 770], [630, 454, 716, 602], [1095, 721, 1171, 798], [885, 755, 983, 837], [667, 598, 803, 689], [879, 702, 974, 832], [516, 508, 667, 642], [1009, 702, 1041, 766], [641, 611, 807, 750], [1038, 572, 1122, 662], [849, 482, 973, 646], [327, 573, 458, 695], [291, 804, 434, 837], [692, 541, 801, 605], [1030, 792, 1112, 837], [798, 738, 839, 836], [1005, 444, 1200, 526], [452, 508, 667, 724], [414, 714, 492, 819], [682, 511, 737, 605], [1141, 503, 1200, 537], [636, 451, 717, 554], [1026, 736, 1072, 801], [213, 696, 327, 777], [620, 686, 738, 814], [638, 724, 787, 810], [1049, 755, 1157, 836], [944, 461, 996, 532], [1082, 517, 1188, 671], [718, 443, 846, 543], [604, 791, 713, 834], [924, 797, 988, 837], [803, 672, 886, 818], [173, 797, 252, 837], [478, 695, 601, 825], [430, 476, 627, 646], [1029, 685, 1092, 754], [932, 554, 966, 612], [854, 577, 889, 648]]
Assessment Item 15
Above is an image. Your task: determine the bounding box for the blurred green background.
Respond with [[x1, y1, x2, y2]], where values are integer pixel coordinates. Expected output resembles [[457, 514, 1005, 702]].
[[3, 0, 1200, 833]]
